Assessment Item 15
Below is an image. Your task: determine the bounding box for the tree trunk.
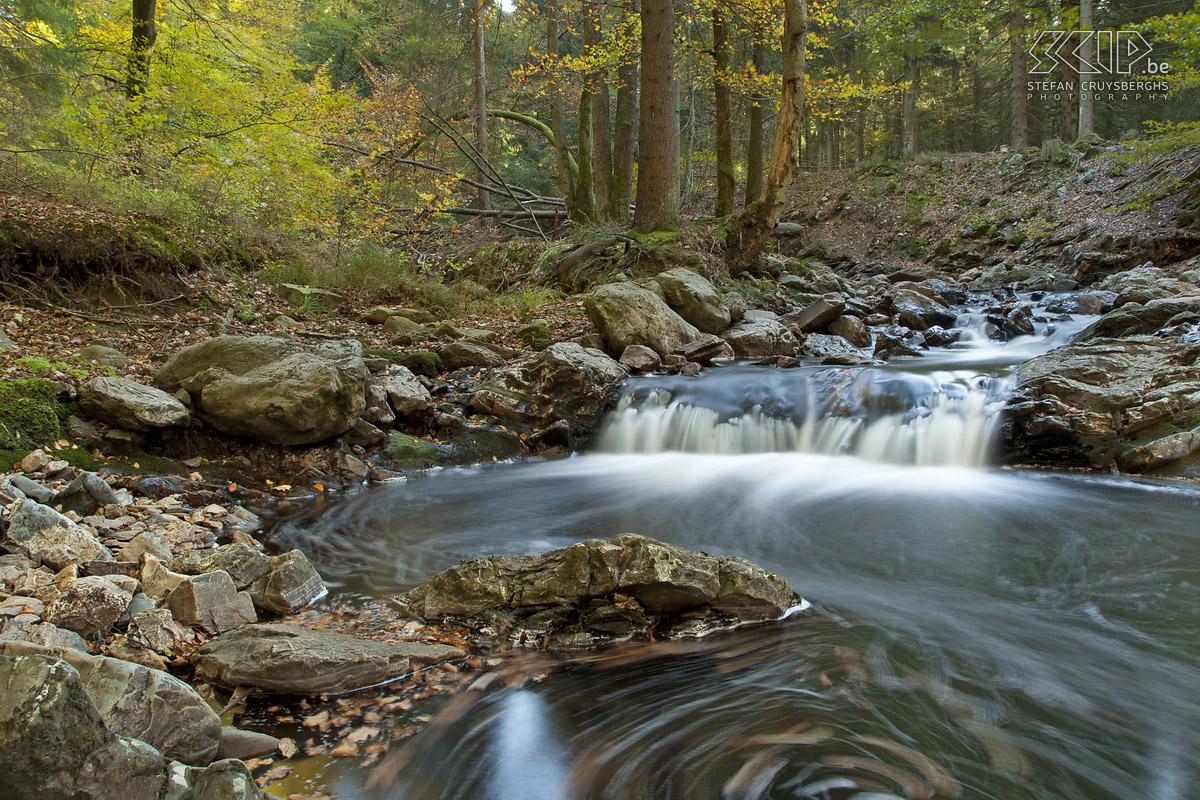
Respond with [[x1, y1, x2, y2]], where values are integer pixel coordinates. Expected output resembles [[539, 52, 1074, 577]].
[[128, 0, 157, 99], [969, 30, 983, 151], [632, 0, 678, 232], [730, 0, 805, 270], [1058, 55, 1078, 142], [610, 0, 639, 223], [902, 31, 920, 156], [1078, 0, 1094, 137], [576, 84, 596, 222], [712, 5, 734, 216], [546, 0, 577, 218], [744, 39, 765, 208], [472, 0, 491, 214], [1010, 8, 1028, 151], [585, 7, 614, 223]]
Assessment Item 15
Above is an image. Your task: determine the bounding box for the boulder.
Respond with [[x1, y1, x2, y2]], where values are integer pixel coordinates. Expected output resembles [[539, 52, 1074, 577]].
[[370, 365, 433, 417], [721, 318, 799, 358], [584, 282, 702, 357], [619, 344, 661, 373], [1004, 303, 1036, 337], [1043, 292, 1112, 316], [274, 283, 342, 310], [0, 641, 222, 766], [890, 289, 957, 331], [781, 296, 845, 334], [191, 623, 464, 694], [874, 325, 926, 359], [125, 609, 195, 657], [1076, 296, 1200, 341], [215, 728, 281, 760], [78, 377, 191, 432], [166, 571, 257, 634], [1097, 265, 1194, 305], [383, 314, 429, 337], [1002, 336, 1200, 473], [678, 334, 731, 363], [171, 545, 271, 591], [652, 268, 731, 333], [439, 341, 503, 370], [828, 314, 870, 347], [3, 498, 113, 563], [75, 345, 130, 368], [155, 336, 367, 446], [0, 621, 88, 651], [799, 333, 856, 360], [246, 549, 327, 615], [53, 472, 121, 517], [44, 576, 132, 639]]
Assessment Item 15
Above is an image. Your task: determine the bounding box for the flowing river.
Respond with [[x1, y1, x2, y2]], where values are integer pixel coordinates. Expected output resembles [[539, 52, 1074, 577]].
[[265, 306, 1200, 800]]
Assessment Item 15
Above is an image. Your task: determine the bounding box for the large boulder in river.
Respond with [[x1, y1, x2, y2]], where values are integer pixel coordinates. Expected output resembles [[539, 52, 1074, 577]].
[[1001, 336, 1200, 473], [78, 377, 191, 431], [721, 317, 799, 358], [889, 288, 957, 331], [584, 282, 702, 357], [1075, 295, 1200, 341], [652, 268, 731, 334], [191, 623, 464, 694], [396, 534, 801, 647], [0, 641, 222, 766], [1096, 265, 1195, 305], [470, 343, 628, 438], [156, 335, 367, 445]]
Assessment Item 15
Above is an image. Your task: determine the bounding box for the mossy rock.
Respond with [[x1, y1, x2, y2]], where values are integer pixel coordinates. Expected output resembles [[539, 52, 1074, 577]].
[[394, 351, 443, 378], [515, 323, 554, 352], [383, 432, 439, 469], [0, 378, 65, 450]]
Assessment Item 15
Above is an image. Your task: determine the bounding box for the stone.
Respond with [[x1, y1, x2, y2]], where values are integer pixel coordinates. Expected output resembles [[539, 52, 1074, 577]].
[[215, 728, 281, 760], [191, 758, 268, 800], [191, 623, 464, 694], [53, 471, 122, 516], [721, 318, 799, 358], [799, 333, 856, 360], [118, 530, 173, 563], [619, 344, 661, 372], [677, 334, 731, 362], [78, 377, 191, 431], [874, 325, 926, 359], [20, 448, 49, 472], [7, 474, 54, 502], [126, 609, 194, 657], [713, 555, 797, 621], [781, 296, 845, 334], [584, 282, 703, 357], [890, 288, 957, 331], [171, 545, 271, 590], [246, 549, 327, 615], [1076, 296, 1200, 341], [383, 314, 429, 336], [3, 498, 113, 563], [371, 365, 433, 417], [440, 340, 503, 370], [515, 322, 554, 351], [75, 345, 130, 368], [1097, 265, 1194, 306], [827, 314, 871, 347], [140, 554, 187, 600], [1043, 292, 1111, 316], [0, 641, 222, 766], [1004, 304, 1036, 337], [156, 336, 367, 446], [167, 571, 257, 634], [45, 576, 133, 639], [274, 283, 342, 310], [610, 534, 721, 612], [923, 326, 961, 348], [652, 268, 731, 333]]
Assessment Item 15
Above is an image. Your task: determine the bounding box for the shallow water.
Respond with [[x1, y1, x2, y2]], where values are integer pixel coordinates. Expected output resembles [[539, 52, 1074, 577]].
[[266, 307, 1200, 799]]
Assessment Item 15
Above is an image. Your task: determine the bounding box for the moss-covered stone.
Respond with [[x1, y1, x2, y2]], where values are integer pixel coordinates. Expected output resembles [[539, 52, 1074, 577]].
[[394, 351, 443, 378], [383, 432, 439, 468], [515, 323, 554, 352], [0, 378, 65, 450]]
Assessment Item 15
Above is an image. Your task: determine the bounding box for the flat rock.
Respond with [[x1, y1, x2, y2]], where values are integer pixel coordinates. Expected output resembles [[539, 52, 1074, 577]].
[[3, 498, 113, 563], [191, 623, 464, 694], [721, 318, 799, 358], [78, 377, 191, 431]]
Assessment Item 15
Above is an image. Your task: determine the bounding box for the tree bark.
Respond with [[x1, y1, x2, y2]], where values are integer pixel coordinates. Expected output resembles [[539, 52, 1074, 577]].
[[744, 39, 765, 208], [1010, 8, 1028, 151], [730, 0, 805, 270], [712, 5, 734, 216], [584, 6, 614, 223], [472, 0, 491, 213], [128, 0, 157, 99], [610, 0, 639, 223], [632, 0, 679, 232], [902, 30, 920, 156], [546, 0, 578, 218], [1078, 0, 1094, 137], [576, 84, 596, 222], [1058, 55, 1078, 142]]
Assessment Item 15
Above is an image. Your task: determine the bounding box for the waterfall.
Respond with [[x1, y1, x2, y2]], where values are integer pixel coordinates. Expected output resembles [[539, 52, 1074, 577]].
[[594, 369, 1012, 468]]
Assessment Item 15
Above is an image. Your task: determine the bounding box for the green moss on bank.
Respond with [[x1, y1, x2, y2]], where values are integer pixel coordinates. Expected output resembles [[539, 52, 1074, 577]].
[[0, 378, 65, 450]]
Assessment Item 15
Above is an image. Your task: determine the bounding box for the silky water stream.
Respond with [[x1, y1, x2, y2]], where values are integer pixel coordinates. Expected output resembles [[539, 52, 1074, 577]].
[[262, 306, 1200, 800]]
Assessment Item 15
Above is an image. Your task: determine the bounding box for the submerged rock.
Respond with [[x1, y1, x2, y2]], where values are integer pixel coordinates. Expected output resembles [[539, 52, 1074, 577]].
[[395, 534, 801, 649], [191, 623, 464, 694]]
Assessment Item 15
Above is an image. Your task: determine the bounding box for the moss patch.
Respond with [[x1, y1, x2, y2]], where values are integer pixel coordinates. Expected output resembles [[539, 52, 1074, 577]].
[[515, 323, 553, 352], [383, 432, 439, 469], [0, 378, 65, 450], [394, 351, 443, 378]]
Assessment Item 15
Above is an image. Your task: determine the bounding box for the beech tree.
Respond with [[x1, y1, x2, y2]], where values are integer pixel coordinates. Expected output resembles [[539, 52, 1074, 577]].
[[633, 0, 679, 232]]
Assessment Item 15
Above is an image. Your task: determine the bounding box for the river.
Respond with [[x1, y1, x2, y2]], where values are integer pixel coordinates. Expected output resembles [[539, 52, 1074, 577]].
[[265, 305, 1200, 800]]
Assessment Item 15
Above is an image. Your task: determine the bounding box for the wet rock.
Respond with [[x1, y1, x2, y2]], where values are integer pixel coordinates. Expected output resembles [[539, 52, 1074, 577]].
[[677, 334, 731, 363], [215, 728, 281, 760], [1003, 304, 1036, 337], [370, 365, 433, 418], [0, 641, 222, 765], [45, 576, 133, 638], [246, 549, 327, 615], [799, 333, 856, 360], [1002, 336, 1200, 473], [171, 544, 271, 591], [78, 377, 191, 431], [619, 344, 662, 372], [891, 289, 957, 331], [3, 498, 113, 563], [922, 326, 961, 348], [781, 295, 845, 334], [166, 571, 257, 634], [191, 623, 464, 694], [652, 268, 731, 333], [828, 314, 870, 347], [156, 336, 367, 446], [721, 318, 799, 358], [584, 282, 703, 357], [873, 326, 926, 359], [1042, 292, 1112, 316], [1076, 296, 1200, 341], [439, 340, 503, 370]]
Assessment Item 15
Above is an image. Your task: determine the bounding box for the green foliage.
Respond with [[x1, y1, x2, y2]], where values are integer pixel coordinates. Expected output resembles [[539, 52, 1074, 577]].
[[0, 378, 65, 450]]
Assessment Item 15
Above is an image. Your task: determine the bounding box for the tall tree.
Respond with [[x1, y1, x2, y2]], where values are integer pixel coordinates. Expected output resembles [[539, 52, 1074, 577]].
[[1010, 6, 1028, 150], [901, 26, 920, 156], [610, 0, 639, 223], [472, 0, 490, 213], [545, 0, 578, 219], [1078, 0, 1094, 136], [730, 0, 805, 269], [584, 5, 615, 222], [128, 0, 157, 99], [712, 3, 735, 216], [632, 0, 679, 232], [744, 39, 765, 208]]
